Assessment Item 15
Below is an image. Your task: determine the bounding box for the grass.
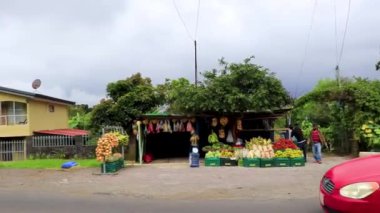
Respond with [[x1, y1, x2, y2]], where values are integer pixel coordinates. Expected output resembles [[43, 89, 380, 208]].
[[0, 159, 101, 169]]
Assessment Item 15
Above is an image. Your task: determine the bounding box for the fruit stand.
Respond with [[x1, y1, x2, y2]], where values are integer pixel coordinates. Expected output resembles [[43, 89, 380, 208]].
[[204, 136, 305, 168], [95, 132, 129, 173]]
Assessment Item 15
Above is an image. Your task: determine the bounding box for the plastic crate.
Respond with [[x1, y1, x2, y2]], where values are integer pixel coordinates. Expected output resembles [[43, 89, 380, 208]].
[[274, 158, 291, 167], [238, 158, 244, 167], [101, 158, 124, 173], [205, 157, 220, 167], [260, 158, 275, 168], [291, 158, 305, 167], [243, 158, 260, 167], [220, 158, 238, 166]]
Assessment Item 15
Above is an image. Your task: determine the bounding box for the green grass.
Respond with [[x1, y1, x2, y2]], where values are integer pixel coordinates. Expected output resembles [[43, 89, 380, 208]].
[[0, 159, 101, 169]]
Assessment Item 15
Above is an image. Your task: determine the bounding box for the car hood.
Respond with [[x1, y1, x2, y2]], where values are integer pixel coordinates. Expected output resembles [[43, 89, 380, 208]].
[[325, 154, 380, 187]]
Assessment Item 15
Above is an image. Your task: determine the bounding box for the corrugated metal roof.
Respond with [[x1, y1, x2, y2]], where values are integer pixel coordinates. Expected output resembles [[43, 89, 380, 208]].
[[34, 129, 89, 136]]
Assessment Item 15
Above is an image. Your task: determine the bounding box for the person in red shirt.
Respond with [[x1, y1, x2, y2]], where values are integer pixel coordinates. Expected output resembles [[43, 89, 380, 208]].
[[308, 123, 326, 164]]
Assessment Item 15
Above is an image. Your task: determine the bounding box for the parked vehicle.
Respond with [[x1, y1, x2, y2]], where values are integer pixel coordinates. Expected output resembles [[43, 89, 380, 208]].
[[320, 154, 380, 213]]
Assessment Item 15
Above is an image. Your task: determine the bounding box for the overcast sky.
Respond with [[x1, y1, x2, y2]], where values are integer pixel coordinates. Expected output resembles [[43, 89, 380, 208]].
[[0, 0, 379, 106]]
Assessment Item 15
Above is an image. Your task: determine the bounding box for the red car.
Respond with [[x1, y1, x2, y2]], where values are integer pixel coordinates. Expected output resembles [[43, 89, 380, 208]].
[[320, 154, 380, 213]]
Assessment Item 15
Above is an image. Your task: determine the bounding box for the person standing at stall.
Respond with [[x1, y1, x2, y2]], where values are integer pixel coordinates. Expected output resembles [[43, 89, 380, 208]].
[[290, 124, 307, 162], [308, 123, 326, 164]]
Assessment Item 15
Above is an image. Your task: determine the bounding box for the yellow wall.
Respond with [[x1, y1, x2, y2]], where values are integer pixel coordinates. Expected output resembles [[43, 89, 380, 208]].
[[28, 100, 70, 132], [0, 92, 71, 137]]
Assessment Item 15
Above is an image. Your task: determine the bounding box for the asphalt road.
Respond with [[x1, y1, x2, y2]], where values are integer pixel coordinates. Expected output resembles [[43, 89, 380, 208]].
[[0, 191, 323, 213]]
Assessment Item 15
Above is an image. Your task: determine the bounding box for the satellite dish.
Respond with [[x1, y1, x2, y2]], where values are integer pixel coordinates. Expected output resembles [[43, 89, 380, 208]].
[[32, 79, 42, 90]]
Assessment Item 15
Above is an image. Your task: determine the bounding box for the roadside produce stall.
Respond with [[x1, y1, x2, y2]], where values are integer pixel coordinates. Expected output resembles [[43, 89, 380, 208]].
[[133, 107, 298, 166]]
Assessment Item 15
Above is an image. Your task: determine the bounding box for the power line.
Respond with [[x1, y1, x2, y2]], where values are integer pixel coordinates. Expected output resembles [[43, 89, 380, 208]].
[[173, 0, 194, 41], [294, 0, 318, 98], [333, 0, 339, 65], [334, 0, 352, 88], [195, 0, 201, 39], [337, 0, 352, 66]]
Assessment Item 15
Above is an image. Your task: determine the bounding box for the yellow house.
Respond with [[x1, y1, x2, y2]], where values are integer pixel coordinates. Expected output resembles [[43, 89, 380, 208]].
[[0, 86, 75, 138]]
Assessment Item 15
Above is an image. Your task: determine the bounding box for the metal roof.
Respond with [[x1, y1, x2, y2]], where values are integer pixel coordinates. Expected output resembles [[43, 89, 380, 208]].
[[0, 86, 75, 105], [34, 129, 89, 136]]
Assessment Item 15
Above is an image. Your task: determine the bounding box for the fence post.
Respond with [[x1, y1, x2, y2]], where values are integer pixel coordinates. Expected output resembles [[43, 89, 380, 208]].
[[25, 136, 33, 159], [74, 136, 83, 158]]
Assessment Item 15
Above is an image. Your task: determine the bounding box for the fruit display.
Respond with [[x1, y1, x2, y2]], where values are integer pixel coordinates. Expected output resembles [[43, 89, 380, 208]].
[[95, 133, 120, 162], [208, 132, 219, 144], [272, 138, 298, 150], [245, 137, 274, 159], [220, 149, 235, 158], [205, 151, 221, 158], [275, 148, 303, 158]]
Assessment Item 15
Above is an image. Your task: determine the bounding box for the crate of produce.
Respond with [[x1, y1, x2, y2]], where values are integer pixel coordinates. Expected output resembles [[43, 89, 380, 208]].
[[243, 158, 260, 167], [260, 158, 275, 168], [274, 158, 291, 167], [205, 157, 220, 167], [220, 158, 238, 166], [291, 158, 305, 167]]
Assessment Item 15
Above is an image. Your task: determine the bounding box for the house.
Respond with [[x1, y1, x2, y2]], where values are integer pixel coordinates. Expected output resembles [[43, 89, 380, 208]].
[[0, 86, 75, 138]]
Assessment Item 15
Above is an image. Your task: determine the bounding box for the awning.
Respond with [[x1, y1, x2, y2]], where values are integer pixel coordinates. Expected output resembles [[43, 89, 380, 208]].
[[34, 129, 89, 136]]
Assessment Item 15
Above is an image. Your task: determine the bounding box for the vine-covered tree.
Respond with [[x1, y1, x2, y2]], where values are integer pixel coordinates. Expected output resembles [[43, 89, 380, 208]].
[[294, 77, 380, 153]]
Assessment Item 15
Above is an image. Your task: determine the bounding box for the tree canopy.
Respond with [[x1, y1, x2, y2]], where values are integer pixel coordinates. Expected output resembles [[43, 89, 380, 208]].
[[163, 57, 292, 114], [90, 73, 160, 132]]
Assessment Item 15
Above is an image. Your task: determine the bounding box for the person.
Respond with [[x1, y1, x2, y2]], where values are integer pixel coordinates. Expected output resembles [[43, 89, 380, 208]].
[[308, 123, 326, 164], [290, 124, 307, 162]]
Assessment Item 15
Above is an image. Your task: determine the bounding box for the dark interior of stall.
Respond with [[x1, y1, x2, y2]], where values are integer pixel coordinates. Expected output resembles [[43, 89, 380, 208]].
[[144, 119, 209, 160]]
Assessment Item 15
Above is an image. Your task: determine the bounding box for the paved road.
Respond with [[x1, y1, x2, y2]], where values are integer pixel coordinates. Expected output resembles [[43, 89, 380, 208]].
[[0, 191, 322, 213], [0, 154, 349, 213]]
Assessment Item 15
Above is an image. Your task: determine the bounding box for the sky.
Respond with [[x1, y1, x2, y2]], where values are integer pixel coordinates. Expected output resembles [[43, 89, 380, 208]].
[[0, 0, 379, 106]]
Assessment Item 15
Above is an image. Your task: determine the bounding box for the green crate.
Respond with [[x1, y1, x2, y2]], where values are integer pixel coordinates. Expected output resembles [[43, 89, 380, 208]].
[[220, 158, 238, 166], [275, 158, 291, 167], [260, 158, 274, 168], [290, 158, 305, 167], [238, 158, 244, 167], [243, 158, 260, 167], [205, 157, 220, 167], [101, 158, 124, 173]]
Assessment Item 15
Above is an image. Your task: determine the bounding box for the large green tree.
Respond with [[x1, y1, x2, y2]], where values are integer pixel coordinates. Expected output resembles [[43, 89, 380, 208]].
[[90, 73, 160, 132], [164, 57, 292, 114]]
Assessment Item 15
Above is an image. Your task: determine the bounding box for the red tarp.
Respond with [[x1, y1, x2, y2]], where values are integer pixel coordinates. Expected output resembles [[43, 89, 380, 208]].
[[34, 129, 89, 136]]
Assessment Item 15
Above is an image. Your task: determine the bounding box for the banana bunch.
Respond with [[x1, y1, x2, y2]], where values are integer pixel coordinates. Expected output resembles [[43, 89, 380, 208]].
[[208, 132, 219, 144], [275, 149, 303, 158], [220, 149, 234, 158], [246, 137, 272, 147]]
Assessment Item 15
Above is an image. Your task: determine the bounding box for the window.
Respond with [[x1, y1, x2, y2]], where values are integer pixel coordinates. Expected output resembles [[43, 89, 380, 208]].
[[48, 105, 55, 112], [0, 101, 27, 125]]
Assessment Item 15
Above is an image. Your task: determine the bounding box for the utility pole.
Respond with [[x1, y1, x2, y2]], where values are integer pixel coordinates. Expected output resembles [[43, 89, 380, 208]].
[[194, 40, 198, 86], [335, 65, 341, 88]]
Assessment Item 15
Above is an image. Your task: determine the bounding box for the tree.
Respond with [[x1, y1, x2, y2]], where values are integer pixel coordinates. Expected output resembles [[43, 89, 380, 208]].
[[68, 104, 92, 129], [90, 73, 160, 132], [164, 57, 292, 114], [294, 77, 380, 153]]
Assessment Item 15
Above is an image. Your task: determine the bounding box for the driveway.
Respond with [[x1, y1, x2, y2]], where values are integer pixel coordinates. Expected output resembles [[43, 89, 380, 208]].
[[0, 154, 351, 202]]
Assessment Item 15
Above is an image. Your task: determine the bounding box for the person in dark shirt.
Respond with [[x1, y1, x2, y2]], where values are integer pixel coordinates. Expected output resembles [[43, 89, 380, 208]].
[[290, 123, 307, 162]]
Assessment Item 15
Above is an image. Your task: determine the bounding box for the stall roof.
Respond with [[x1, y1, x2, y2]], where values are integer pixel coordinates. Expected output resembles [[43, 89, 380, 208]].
[[140, 105, 292, 119]]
